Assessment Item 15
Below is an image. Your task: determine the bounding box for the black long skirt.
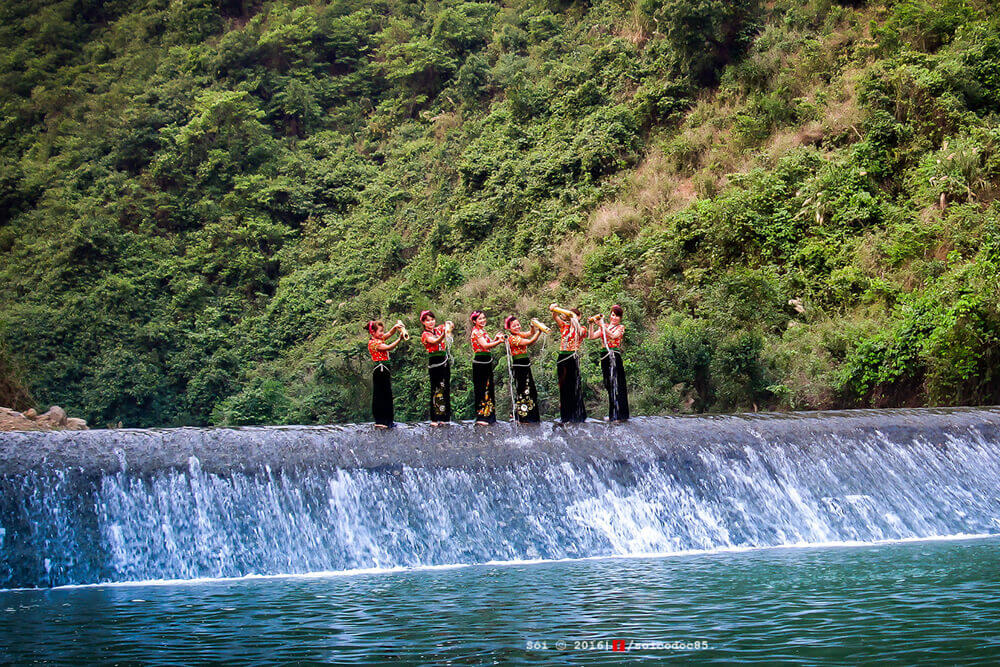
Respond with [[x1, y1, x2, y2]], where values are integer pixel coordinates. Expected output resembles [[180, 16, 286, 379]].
[[372, 363, 394, 427], [601, 349, 630, 422], [511, 355, 540, 423], [557, 351, 587, 423], [428, 353, 451, 422], [472, 353, 496, 423]]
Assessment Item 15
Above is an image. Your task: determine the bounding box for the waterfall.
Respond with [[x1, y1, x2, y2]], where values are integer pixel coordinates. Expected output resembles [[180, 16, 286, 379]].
[[2, 409, 1000, 589]]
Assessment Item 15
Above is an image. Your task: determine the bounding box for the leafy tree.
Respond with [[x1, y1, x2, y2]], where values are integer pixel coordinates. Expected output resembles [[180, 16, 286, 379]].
[[653, 0, 762, 84]]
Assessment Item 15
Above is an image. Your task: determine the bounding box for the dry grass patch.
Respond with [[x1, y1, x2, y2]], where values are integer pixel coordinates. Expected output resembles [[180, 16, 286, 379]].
[[552, 234, 591, 280], [854, 230, 887, 278], [673, 177, 697, 206], [429, 111, 463, 142], [615, 3, 651, 47], [588, 201, 642, 239], [458, 276, 496, 303]]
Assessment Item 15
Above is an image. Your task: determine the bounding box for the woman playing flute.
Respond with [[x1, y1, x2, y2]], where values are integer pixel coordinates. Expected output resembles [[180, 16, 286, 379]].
[[503, 315, 544, 423], [420, 310, 453, 426], [550, 303, 587, 423], [366, 320, 405, 428], [470, 310, 504, 425], [588, 304, 630, 422]]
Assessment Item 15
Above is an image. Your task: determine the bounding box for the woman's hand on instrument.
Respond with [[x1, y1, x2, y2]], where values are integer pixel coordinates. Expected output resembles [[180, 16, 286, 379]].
[[530, 318, 551, 333], [550, 303, 574, 318]]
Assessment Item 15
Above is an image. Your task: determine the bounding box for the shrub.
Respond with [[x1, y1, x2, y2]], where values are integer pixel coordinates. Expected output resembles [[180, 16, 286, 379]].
[[875, 0, 980, 53], [698, 268, 788, 334], [711, 331, 772, 410], [640, 315, 714, 412], [652, 0, 763, 84], [212, 378, 293, 426], [907, 129, 1000, 207], [839, 280, 1000, 406], [0, 343, 34, 412], [922, 287, 1000, 404]]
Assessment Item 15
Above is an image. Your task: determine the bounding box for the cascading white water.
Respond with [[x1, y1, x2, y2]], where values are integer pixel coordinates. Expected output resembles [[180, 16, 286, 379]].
[[2, 409, 1000, 589]]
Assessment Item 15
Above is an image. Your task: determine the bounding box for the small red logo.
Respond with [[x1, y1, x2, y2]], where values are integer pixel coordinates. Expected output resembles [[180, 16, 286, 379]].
[[612, 640, 627, 652]]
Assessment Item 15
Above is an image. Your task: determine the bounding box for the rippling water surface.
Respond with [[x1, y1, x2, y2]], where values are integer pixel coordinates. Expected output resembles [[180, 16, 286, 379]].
[[3, 536, 999, 664]]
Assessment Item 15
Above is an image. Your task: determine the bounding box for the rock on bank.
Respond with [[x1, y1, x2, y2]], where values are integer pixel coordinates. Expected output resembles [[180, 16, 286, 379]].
[[0, 406, 87, 431]]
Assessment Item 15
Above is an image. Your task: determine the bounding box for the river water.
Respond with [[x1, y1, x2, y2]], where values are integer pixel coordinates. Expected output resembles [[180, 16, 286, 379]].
[[2, 536, 998, 663]]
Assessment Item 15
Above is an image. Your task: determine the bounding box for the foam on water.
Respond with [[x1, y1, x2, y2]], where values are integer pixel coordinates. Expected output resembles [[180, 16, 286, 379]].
[[5, 531, 995, 593]]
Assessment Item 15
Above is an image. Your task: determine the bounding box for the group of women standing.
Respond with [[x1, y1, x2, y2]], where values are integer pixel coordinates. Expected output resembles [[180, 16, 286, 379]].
[[365, 304, 629, 428]]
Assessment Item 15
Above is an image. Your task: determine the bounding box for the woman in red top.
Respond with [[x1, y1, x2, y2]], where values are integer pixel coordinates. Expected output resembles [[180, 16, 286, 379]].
[[503, 316, 543, 423], [588, 304, 629, 422], [469, 310, 504, 425], [550, 303, 587, 423], [420, 310, 454, 426], [367, 320, 405, 428]]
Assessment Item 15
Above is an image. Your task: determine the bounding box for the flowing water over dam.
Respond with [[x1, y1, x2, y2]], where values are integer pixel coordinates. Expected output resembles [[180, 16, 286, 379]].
[[2, 408, 1000, 590]]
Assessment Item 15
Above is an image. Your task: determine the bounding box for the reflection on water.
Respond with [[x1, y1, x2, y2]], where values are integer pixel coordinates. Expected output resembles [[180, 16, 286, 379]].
[[3, 537, 999, 664]]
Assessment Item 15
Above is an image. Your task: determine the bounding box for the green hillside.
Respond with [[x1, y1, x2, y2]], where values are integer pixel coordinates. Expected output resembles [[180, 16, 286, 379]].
[[1, 0, 998, 427]]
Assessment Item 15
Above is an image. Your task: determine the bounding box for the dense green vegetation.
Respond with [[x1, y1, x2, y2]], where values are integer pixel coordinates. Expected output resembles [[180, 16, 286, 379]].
[[1, 0, 998, 427]]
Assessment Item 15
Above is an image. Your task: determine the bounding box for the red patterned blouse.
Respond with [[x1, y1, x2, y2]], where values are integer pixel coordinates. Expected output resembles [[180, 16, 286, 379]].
[[508, 333, 529, 356], [558, 318, 583, 352], [421, 325, 447, 353], [368, 337, 389, 362], [604, 323, 624, 349], [471, 325, 492, 353]]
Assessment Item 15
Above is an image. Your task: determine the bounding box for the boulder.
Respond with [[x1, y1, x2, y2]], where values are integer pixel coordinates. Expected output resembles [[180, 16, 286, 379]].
[[0, 407, 37, 431], [35, 405, 68, 428], [0, 405, 88, 431]]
